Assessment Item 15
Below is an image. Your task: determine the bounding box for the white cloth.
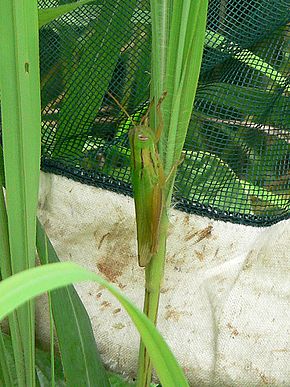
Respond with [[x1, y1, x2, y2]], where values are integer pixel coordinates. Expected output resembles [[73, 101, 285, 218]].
[[37, 172, 290, 386]]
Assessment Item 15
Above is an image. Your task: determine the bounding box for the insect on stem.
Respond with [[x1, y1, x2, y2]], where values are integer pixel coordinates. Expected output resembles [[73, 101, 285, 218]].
[[107, 91, 168, 267]]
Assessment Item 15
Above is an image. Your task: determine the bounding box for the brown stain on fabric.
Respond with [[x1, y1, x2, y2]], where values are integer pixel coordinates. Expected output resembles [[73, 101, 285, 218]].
[[195, 250, 205, 261], [195, 225, 213, 243], [183, 215, 190, 225], [97, 262, 122, 283], [184, 230, 198, 242], [164, 305, 189, 322], [95, 219, 135, 283], [101, 301, 111, 308], [184, 224, 213, 243], [113, 323, 125, 330], [97, 232, 110, 249], [165, 307, 182, 322], [227, 322, 239, 337]]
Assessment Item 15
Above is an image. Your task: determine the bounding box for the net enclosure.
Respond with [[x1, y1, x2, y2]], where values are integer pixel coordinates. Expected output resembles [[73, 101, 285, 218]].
[[38, 0, 289, 226]]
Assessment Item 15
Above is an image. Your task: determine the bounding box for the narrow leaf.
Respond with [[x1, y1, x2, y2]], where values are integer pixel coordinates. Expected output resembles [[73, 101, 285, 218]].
[[0, 332, 15, 386], [38, 0, 94, 28], [36, 221, 110, 387], [0, 263, 189, 387], [1, 333, 65, 387], [0, 1, 42, 385], [54, 0, 137, 157]]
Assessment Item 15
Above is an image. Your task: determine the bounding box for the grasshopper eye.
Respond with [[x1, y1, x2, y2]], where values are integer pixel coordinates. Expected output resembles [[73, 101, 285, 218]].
[[138, 134, 149, 141]]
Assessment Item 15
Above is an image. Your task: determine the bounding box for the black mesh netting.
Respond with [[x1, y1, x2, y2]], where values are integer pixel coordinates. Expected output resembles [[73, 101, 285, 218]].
[[38, 0, 289, 226]]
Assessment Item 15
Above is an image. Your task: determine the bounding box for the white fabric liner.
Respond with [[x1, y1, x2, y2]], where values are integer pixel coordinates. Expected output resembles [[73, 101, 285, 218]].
[[37, 172, 290, 386]]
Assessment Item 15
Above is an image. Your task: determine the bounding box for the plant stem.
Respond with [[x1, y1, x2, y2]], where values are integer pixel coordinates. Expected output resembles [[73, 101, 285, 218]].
[[0, 1, 41, 385], [137, 211, 169, 387], [136, 2, 208, 383]]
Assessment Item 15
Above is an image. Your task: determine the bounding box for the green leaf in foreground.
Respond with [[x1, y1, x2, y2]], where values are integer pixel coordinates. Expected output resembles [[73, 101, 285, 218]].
[[0, 262, 189, 387], [1, 333, 65, 387], [36, 220, 110, 387], [1, 1, 42, 385], [0, 332, 158, 387]]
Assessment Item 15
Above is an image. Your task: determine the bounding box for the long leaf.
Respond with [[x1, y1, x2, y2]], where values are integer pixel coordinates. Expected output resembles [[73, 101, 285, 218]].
[[0, 143, 109, 385], [204, 29, 289, 92], [194, 83, 290, 128], [0, 168, 14, 387], [38, 0, 94, 28], [36, 221, 110, 387], [0, 333, 15, 386], [1, 332, 156, 387], [135, 2, 209, 384], [54, 0, 137, 157], [162, 0, 209, 175], [1, 333, 65, 387], [0, 263, 189, 387], [0, 1, 41, 385]]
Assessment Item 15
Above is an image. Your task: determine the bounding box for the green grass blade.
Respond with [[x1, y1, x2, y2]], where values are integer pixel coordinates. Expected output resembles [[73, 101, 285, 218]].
[[0, 262, 189, 387], [0, 0, 41, 271], [204, 29, 289, 92], [0, 332, 14, 386], [195, 83, 289, 128], [159, 0, 209, 176], [1, 333, 66, 387], [38, 0, 95, 28], [0, 145, 29, 387], [150, 0, 170, 101], [137, 2, 208, 384], [36, 221, 110, 387], [0, 146, 110, 385], [0, 174, 16, 387], [0, 1, 41, 385], [2, 332, 154, 386], [54, 0, 137, 157]]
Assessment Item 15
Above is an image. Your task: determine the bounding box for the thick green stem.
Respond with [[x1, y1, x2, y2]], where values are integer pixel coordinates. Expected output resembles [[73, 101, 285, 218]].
[[137, 211, 169, 387], [136, 1, 208, 384], [0, 1, 41, 385]]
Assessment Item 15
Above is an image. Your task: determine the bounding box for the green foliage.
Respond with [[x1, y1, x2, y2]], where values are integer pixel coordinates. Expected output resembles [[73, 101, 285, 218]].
[[1, 333, 146, 387], [0, 1, 42, 385], [36, 1, 289, 226], [53, 0, 137, 157], [121, 5, 151, 110], [38, 0, 94, 28], [1, 2, 192, 386], [204, 29, 289, 92], [36, 220, 110, 386], [150, 1, 209, 178], [0, 262, 189, 387], [133, 1, 209, 385]]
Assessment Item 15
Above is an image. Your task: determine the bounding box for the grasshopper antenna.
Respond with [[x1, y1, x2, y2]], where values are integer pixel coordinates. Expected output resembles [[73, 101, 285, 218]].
[[108, 91, 167, 135], [107, 91, 136, 126]]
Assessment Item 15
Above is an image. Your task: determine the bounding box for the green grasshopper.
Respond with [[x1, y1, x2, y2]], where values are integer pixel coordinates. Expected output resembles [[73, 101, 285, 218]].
[[108, 92, 167, 267]]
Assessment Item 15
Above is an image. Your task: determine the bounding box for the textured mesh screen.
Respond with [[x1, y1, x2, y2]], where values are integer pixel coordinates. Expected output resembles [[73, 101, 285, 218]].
[[38, 0, 289, 226]]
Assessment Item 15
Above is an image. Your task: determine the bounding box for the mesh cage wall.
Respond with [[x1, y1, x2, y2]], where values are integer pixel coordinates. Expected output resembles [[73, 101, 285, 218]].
[[36, 0, 290, 226]]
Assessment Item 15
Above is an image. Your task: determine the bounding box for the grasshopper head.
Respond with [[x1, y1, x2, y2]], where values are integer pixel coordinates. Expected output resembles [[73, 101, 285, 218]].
[[129, 126, 159, 172], [129, 126, 156, 151]]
